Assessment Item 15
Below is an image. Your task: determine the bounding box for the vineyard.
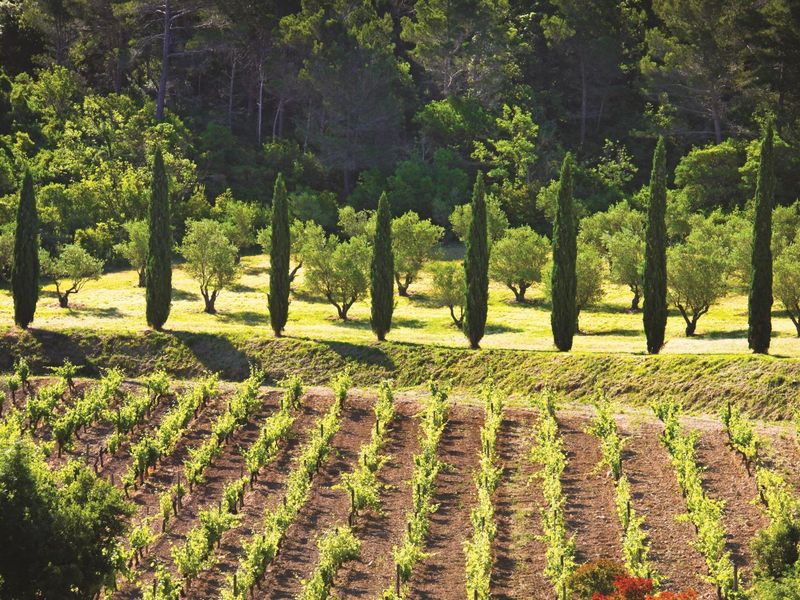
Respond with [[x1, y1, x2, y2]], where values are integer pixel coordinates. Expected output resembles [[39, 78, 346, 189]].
[[3, 360, 800, 599]]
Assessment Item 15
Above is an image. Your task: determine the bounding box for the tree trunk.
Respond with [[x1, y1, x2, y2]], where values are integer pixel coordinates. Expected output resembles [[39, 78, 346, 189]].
[[155, 0, 171, 122], [685, 319, 697, 336], [630, 291, 640, 312], [711, 104, 722, 144], [256, 65, 264, 146], [58, 294, 69, 308], [228, 56, 236, 130], [449, 306, 463, 328], [202, 290, 217, 314], [138, 268, 146, 288]]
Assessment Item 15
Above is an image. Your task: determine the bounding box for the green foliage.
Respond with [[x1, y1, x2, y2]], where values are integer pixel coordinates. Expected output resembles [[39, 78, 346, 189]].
[[179, 219, 239, 314], [569, 560, 628, 600], [551, 154, 577, 351], [269, 174, 290, 336], [301, 229, 372, 320], [298, 526, 361, 600], [463, 384, 503, 599], [774, 242, 800, 336], [644, 137, 669, 353], [145, 148, 172, 331], [371, 192, 394, 340], [212, 190, 259, 255], [11, 170, 38, 328], [392, 211, 443, 296], [667, 225, 730, 335], [449, 194, 509, 243], [673, 140, 747, 211], [381, 382, 449, 599], [463, 172, 489, 349], [114, 220, 149, 286], [749, 125, 775, 353], [429, 262, 466, 327], [605, 229, 645, 311], [0, 419, 133, 599], [42, 243, 104, 308], [222, 374, 347, 599], [489, 226, 550, 303], [575, 245, 606, 330], [531, 392, 576, 595]]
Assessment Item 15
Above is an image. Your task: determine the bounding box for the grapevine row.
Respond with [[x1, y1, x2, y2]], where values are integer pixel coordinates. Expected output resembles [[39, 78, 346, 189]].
[[530, 392, 576, 599], [586, 395, 654, 580], [653, 399, 741, 599], [218, 371, 351, 600], [380, 381, 450, 600], [297, 380, 397, 600], [720, 401, 760, 472], [463, 384, 503, 600], [106, 371, 171, 455]]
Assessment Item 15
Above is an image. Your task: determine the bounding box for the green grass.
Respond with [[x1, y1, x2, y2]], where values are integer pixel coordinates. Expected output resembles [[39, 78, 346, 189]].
[[1, 252, 798, 356]]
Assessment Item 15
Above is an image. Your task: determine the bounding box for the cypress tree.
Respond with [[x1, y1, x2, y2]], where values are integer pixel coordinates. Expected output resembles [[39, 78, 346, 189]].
[[643, 137, 668, 354], [550, 153, 577, 351], [748, 125, 775, 354], [370, 192, 394, 341], [145, 147, 172, 330], [11, 170, 39, 329], [269, 173, 290, 336], [463, 172, 489, 349]]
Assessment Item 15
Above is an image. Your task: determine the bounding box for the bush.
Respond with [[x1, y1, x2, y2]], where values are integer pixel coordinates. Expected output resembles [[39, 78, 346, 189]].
[[751, 518, 800, 580], [569, 559, 627, 599]]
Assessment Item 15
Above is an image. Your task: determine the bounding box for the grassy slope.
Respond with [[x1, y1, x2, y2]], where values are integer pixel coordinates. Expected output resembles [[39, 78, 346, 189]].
[[3, 327, 798, 420], [1, 253, 799, 356]]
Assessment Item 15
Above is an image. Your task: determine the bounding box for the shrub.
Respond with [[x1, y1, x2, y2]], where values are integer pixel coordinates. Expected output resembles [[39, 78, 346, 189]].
[[569, 559, 627, 599], [751, 518, 800, 580]]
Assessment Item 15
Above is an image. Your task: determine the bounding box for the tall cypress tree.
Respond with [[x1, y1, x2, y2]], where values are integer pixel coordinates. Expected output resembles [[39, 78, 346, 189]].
[[370, 192, 394, 341], [11, 170, 39, 329], [145, 147, 172, 330], [463, 172, 489, 349], [550, 153, 577, 352], [643, 137, 668, 354], [748, 125, 775, 354], [269, 173, 290, 336]]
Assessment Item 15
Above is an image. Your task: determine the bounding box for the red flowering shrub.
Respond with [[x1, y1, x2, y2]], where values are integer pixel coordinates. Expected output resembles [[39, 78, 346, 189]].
[[592, 575, 697, 600]]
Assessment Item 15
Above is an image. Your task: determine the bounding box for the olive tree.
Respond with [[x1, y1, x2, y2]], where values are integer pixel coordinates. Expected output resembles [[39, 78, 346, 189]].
[[605, 228, 645, 311], [449, 194, 509, 243], [212, 190, 259, 256], [179, 219, 240, 314], [429, 262, 465, 327], [489, 226, 549, 302], [257, 219, 313, 282], [775, 243, 800, 337], [42, 244, 104, 308], [114, 220, 149, 287], [667, 231, 729, 336], [339, 207, 444, 296], [301, 228, 371, 320], [544, 243, 605, 334]]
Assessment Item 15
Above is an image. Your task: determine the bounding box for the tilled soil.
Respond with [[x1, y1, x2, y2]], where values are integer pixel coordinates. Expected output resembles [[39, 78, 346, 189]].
[[256, 394, 376, 598], [123, 389, 284, 595], [558, 413, 625, 564], [693, 426, 769, 588], [187, 391, 332, 598], [617, 417, 713, 597], [490, 409, 550, 600], [405, 404, 483, 599], [332, 399, 421, 598]]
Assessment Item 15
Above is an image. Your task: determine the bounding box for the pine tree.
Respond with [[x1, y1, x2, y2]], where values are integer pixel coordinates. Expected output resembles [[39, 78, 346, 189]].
[[463, 172, 489, 349], [550, 153, 577, 351], [370, 192, 394, 341], [748, 125, 775, 354], [643, 137, 668, 354], [269, 173, 290, 336], [145, 148, 172, 330], [11, 170, 39, 329]]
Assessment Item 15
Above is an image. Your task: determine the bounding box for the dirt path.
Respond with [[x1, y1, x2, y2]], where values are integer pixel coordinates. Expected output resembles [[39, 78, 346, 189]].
[[405, 405, 483, 599], [490, 408, 549, 600], [558, 413, 624, 564], [187, 392, 332, 598], [332, 400, 420, 597], [257, 395, 376, 598], [693, 425, 769, 587], [617, 418, 713, 597]]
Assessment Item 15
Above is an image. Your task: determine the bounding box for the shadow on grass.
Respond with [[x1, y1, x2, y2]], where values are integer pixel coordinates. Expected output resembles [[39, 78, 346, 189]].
[[317, 339, 396, 373], [25, 329, 93, 374], [216, 310, 264, 326], [168, 330, 252, 379], [229, 282, 258, 293], [172, 288, 200, 301], [76, 306, 123, 319], [698, 329, 749, 340], [485, 322, 524, 335], [580, 327, 641, 337]]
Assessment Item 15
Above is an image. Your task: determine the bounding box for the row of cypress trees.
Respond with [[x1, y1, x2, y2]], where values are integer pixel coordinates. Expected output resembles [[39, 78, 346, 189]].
[[9, 133, 777, 355]]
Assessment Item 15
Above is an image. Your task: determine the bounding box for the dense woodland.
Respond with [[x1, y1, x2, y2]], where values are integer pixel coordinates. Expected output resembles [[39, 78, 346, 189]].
[[0, 0, 799, 239]]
